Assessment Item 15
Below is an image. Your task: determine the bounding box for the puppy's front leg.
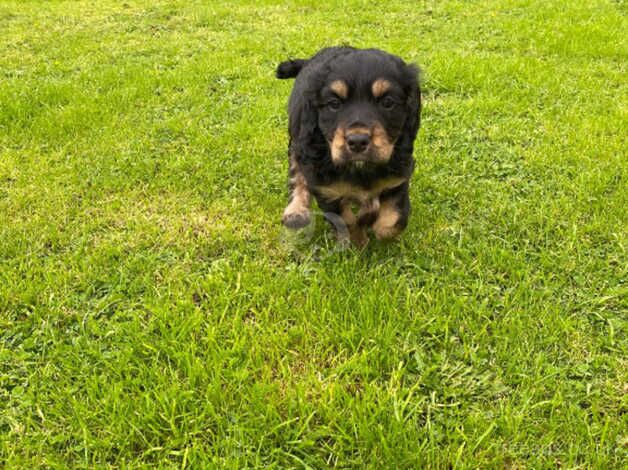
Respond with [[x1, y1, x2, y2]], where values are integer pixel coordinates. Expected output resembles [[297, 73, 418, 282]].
[[282, 154, 312, 229], [339, 198, 379, 248], [357, 197, 380, 227], [373, 186, 410, 240]]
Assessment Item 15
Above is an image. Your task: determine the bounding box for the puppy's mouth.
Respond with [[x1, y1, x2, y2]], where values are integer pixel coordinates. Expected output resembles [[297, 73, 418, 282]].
[[346, 159, 368, 170], [334, 147, 388, 168], [344, 152, 379, 170], [346, 152, 370, 162]]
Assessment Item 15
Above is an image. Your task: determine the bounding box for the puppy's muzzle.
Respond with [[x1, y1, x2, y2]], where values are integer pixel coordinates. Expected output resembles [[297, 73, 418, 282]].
[[330, 124, 393, 166], [345, 127, 372, 158]]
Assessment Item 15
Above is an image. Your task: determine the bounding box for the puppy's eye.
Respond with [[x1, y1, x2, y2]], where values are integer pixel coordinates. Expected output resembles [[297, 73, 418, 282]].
[[380, 96, 396, 110], [327, 99, 342, 111]]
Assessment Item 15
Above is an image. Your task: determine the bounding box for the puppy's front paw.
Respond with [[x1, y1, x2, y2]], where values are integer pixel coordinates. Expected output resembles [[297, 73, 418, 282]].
[[282, 207, 311, 229], [349, 226, 369, 248]]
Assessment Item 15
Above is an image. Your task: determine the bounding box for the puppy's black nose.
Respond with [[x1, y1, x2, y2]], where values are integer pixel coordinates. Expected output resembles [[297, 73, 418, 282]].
[[346, 133, 370, 153]]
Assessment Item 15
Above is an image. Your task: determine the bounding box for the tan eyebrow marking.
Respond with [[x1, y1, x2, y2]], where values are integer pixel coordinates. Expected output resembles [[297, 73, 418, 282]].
[[371, 79, 392, 98], [329, 80, 348, 99]]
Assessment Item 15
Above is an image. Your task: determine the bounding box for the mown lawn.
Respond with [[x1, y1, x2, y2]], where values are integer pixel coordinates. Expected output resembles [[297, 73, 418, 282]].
[[1, 0, 626, 467]]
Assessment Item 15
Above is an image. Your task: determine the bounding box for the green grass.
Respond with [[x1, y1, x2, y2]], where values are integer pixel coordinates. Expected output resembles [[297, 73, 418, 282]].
[[1, 0, 626, 467]]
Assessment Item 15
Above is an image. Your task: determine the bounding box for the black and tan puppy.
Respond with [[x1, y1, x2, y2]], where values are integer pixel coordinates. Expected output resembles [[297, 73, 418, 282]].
[[277, 46, 421, 246]]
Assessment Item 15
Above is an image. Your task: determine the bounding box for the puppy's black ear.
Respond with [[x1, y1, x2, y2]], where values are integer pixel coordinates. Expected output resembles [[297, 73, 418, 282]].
[[298, 96, 319, 143], [276, 59, 307, 79], [402, 64, 421, 141], [290, 85, 321, 156]]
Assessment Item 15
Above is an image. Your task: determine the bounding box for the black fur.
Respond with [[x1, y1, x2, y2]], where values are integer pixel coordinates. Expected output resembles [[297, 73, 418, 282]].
[[276, 59, 308, 79], [277, 46, 422, 239]]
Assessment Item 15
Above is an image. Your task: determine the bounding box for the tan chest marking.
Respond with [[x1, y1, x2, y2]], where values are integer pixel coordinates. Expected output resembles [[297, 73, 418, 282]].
[[316, 177, 406, 203]]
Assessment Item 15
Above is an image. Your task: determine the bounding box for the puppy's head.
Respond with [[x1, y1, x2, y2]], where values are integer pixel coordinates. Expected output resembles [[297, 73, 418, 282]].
[[315, 50, 420, 167]]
